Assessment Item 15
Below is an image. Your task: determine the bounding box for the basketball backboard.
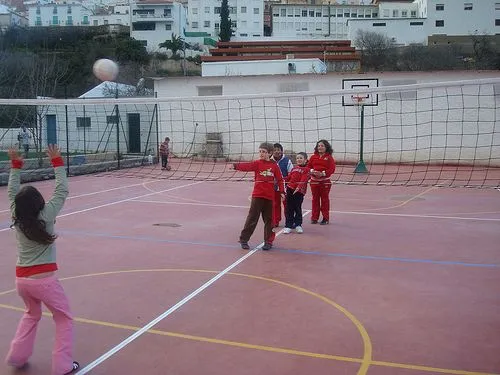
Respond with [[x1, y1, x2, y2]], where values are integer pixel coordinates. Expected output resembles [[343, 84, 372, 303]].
[[342, 78, 379, 106]]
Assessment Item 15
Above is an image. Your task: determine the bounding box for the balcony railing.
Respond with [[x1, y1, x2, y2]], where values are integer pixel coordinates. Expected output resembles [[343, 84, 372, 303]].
[[132, 13, 173, 21]]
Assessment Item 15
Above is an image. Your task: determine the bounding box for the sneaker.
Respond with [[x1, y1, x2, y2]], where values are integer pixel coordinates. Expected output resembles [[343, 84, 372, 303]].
[[283, 227, 292, 234], [310, 220, 318, 224], [262, 243, 272, 251], [295, 226, 303, 234], [239, 241, 250, 250], [320, 219, 329, 225], [64, 362, 80, 375]]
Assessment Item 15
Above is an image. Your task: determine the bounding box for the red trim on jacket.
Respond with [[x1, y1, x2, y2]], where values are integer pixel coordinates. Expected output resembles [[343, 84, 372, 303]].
[[11, 159, 23, 169], [51, 156, 64, 168], [234, 159, 284, 201], [16, 263, 58, 277]]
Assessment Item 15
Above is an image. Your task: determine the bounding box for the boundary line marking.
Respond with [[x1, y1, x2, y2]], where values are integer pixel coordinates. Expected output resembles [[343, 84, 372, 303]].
[[131, 199, 500, 222], [0, 181, 204, 232], [76, 248, 258, 373], [76, 211, 312, 374]]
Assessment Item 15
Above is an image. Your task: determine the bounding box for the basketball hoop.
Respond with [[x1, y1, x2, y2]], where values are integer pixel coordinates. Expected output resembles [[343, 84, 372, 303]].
[[351, 95, 367, 106]]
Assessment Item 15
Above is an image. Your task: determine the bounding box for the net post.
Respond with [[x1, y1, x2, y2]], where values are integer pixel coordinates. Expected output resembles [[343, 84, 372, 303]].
[[115, 84, 120, 169], [353, 97, 368, 174], [64, 86, 70, 174]]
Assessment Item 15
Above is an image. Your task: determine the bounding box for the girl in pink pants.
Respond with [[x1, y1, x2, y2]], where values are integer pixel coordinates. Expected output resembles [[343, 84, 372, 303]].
[[5, 145, 79, 375]]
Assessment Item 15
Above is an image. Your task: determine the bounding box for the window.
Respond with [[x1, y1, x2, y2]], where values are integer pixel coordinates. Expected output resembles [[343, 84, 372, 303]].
[[192, 8, 197, 14], [240, 33, 247, 36], [164, 8, 171, 17], [401, 10, 407, 17], [496, 19, 500, 26], [104, 20, 108, 24], [67, 6, 72, 14], [204, 7, 209, 13], [229, 7, 236, 14], [197, 86, 222, 96], [254, 8, 259, 14], [436, 4, 444, 11], [191, 21, 198, 28], [214, 7, 220, 14], [316, 11, 321, 17], [132, 21, 155, 30], [214, 22, 219, 29], [383, 9, 389, 17], [204, 20, 210, 27], [53, 6, 57, 14], [77, 117, 91, 128], [93, 20, 98, 26], [52, 16, 58, 24], [165, 23, 171, 30], [67, 15, 72, 25], [309, 10, 314, 17], [106, 116, 118, 124], [231, 21, 237, 28], [464, 3, 472, 10], [435, 20, 444, 27], [241, 6, 246, 13], [392, 10, 398, 17], [496, 3, 500, 10], [410, 21, 423, 26], [410, 10, 416, 17], [302, 10, 307, 17], [35, 16, 41, 25], [36, 6, 40, 14], [373, 22, 386, 26], [82, 15, 88, 24]]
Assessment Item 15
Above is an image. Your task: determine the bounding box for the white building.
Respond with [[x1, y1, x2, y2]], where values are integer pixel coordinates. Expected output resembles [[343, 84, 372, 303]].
[[186, 0, 264, 39], [271, 2, 378, 40], [90, 4, 130, 26], [348, 0, 500, 46], [130, 0, 186, 51], [27, 1, 93, 27]]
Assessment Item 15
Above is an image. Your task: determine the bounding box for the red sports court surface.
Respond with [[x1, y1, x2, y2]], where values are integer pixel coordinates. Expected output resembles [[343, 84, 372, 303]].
[[0, 172, 499, 375]]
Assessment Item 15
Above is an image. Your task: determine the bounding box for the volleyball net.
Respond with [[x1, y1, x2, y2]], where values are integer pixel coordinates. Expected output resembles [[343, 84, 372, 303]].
[[0, 77, 499, 188]]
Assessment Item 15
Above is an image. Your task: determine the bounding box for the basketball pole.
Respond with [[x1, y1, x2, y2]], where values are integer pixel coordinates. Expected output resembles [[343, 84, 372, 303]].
[[354, 102, 368, 173]]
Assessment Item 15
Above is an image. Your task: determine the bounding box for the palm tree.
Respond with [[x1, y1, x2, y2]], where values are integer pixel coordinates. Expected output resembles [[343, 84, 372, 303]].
[[159, 34, 185, 57]]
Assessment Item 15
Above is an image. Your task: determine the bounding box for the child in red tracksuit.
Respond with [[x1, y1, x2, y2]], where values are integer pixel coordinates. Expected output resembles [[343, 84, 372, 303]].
[[233, 142, 284, 251], [308, 139, 336, 225], [283, 152, 310, 234]]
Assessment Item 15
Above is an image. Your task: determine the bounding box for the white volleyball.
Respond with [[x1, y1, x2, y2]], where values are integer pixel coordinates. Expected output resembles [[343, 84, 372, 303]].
[[93, 59, 119, 81]]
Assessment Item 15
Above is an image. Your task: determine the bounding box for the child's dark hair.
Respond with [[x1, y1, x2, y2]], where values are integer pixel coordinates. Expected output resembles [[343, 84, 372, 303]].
[[13, 186, 56, 245], [259, 142, 274, 154], [273, 143, 283, 151], [296, 152, 308, 160], [315, 139, 333, 155]]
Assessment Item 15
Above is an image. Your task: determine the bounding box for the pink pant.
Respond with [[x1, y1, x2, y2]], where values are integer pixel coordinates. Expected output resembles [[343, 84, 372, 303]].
[[6, 276, 74, 375], [310, 182, 332, 221]]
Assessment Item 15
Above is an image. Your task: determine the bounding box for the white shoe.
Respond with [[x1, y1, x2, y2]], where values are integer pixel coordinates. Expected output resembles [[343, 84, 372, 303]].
[[283, 227, 292, 234], [295, 226, 303, 234]]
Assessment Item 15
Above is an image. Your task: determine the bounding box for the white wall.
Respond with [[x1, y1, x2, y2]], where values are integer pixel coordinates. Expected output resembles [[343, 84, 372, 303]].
[[202, 58, 327, 77], [152, 71, 500, 167]]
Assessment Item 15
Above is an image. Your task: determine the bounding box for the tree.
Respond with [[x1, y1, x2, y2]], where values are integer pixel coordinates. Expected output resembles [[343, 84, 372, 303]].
[[159, 34, 185, 57], [219, 0, 232, 42], [470, 31, 495, 69], [354, 30, 395, 71]]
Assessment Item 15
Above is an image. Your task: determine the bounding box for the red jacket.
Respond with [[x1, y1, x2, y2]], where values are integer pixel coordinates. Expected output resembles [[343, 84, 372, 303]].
[[307, 153, 336, 184], [234, 159, 284, 201], [286, 165, 310, 195]]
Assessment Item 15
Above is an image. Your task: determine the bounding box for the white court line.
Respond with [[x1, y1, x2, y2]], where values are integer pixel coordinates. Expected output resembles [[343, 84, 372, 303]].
[[0, 181, 204, 232], [76, 210, 310, 374], [132, 199, 500, 222], [0, 180, 161, 214]]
